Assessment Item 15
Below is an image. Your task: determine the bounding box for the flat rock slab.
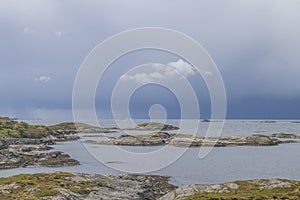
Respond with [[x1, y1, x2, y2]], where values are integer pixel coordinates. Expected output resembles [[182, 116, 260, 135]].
[[85, 132, 296, 147]]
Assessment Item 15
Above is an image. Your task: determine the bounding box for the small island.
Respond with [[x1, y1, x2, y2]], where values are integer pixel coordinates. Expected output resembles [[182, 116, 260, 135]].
[[85, 132, 298, 147], [125, 122, 179, 131]]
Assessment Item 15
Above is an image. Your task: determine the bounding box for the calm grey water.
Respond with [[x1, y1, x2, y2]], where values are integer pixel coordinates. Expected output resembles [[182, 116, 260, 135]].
[[0, 120, 300, 186]]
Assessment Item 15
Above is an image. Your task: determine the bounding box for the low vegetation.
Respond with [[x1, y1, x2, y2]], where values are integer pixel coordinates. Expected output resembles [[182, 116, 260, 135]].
[[48, 122, 96, 131], [0, 118, 95, 139], [0, 117, 51, 138], [184, 179, 300, 200], [0, 172, 175, 199], [0, 172, 93, 199]]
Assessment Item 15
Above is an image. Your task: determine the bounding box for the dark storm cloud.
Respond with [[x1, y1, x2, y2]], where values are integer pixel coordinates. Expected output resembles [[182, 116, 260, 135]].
[[0, 0, 300, 119]]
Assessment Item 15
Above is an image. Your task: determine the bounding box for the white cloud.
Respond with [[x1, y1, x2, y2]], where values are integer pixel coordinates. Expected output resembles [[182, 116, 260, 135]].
[[121, 72, 166, 84], [121, 59, 196, 84], [54, 31, 63, 37], [34, 76, 51, 83], [167, 59, 196, 77], [24, 26, 35, 34]]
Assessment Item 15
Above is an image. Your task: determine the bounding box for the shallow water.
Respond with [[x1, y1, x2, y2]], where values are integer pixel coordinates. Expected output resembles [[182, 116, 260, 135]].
[[1, 120, 300, 186]]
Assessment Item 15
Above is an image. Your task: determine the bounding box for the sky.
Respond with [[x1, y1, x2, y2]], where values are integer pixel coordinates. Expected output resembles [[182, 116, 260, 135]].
[[0, 0, 300, 120]]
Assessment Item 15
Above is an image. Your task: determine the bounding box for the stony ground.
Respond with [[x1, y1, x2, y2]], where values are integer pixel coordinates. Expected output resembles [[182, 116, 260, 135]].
[[0, 172, 176, 200], [0, 143, 79, 169], [0, 172, 300, 200], [160, 179, 300, 200]]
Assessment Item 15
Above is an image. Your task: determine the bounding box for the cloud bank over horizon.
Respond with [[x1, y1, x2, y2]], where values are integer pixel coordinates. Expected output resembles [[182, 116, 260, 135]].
[[0, 0, 300, 120]]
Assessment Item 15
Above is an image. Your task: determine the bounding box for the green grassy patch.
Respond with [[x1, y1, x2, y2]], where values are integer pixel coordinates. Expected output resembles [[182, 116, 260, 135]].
[[34, 189, 59, 198], [48, 122, 96, 130], [0, 172, 97, 200], [0, 117, 51, 138], [0, 118, 95, 139], [184, 180, 300, 200]]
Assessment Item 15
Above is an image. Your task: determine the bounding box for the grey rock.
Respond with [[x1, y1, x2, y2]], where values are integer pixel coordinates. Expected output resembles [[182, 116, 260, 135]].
[[271, 132, 300, 139], [0, 142, 79, 169], [85, 132, 289, 147]]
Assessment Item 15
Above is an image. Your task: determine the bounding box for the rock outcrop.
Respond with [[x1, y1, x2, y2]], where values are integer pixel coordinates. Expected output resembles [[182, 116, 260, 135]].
[[0, 172, 175, 200], [0, 138, 54, 150], [85, 132, 292, 147], [0, 145, 79, 169], [0, 173, 299, 200], [126, 122, 179, 131], [49, 122, 117, 134], [160, 179, 298, 200]]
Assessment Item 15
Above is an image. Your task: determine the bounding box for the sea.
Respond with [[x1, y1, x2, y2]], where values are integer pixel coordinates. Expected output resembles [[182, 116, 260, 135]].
[[0, 119, 299, 186]]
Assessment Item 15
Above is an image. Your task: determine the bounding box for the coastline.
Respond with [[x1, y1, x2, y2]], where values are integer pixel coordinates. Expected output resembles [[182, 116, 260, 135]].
[[0, 119, 298, 199], [0, 172, 299, 199]]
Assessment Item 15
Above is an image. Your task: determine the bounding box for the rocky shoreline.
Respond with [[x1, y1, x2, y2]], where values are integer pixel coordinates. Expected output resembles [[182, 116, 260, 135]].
[[1, 119, 300, 199], [0, 146, 79, 169], [1, 118, 299, 170], [0, 172, 299, 200], [0, 138, 79, 169], [85, 132, 298, 147], [0, 172, 175, 199], [0, 118, 84, 169]]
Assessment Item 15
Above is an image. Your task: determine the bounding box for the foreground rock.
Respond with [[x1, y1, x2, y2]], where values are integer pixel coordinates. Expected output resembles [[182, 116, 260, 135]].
[[0, 172, 175, 200], [0, 144, 79, 169], [85, 132, 295, 147], [1, 173, 300, 200], [160, 179, 300, 200]]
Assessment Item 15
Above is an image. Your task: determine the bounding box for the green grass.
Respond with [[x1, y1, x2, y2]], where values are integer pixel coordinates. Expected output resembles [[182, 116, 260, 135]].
[[0, 172, 95, 200], [184, 180, 300, 200], [48, 122, 96, 130], [0, 118, 94, 139], [0, 118, 51, 138], [34, 189, 59, 198]]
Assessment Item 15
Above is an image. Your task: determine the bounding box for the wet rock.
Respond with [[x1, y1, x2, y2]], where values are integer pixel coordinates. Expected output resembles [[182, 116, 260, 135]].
[[37, 151, 80, 167], [46, 134, 80, 142], [0, 144, 79, 169], [0, 138, 54, 150], [201, 119, 210, 122]]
